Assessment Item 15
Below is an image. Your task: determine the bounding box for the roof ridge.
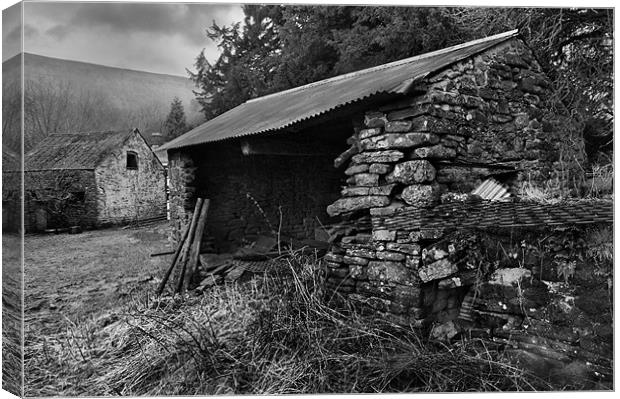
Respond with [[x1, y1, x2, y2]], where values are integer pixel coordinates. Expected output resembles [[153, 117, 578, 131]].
[[246, 29, 519, 104], [47, 130, 125, 136]]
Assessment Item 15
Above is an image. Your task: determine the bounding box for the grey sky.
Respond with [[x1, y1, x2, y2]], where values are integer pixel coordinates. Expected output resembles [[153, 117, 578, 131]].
[[2, 1, 245, 76]]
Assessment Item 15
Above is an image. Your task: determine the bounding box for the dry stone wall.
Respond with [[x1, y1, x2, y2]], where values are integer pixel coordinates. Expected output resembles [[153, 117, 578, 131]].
[[325, 38, 585, 325], [323, 37, 609, 386]]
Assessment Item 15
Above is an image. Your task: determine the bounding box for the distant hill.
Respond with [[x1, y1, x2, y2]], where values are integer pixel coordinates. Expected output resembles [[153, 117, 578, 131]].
[[2, 53, 204, 152]]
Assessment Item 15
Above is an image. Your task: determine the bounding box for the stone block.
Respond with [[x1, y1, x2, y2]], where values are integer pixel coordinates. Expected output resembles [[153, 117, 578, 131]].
[[376, 251, 405, 261], [359, 127, 383, 139], [401, 184, 440, 207], [386, 160, 436, 184], [385, 121, 413, 132], [368, 163, 391, 174], [386, 242, 421, 256], [351, 150, 404, 164], [344, 164, 369, 175], [368, 184, 396, 196], [367, 261, 416, 285], [361, 133, 440, 150], [418, 258, 458, 283], [372, 229, 396, 242], [369, 200, 406, 216], [354, 173, 380, 187], [409, 116, 452, 133], [343, 255, 370, 266], [411, 145, 457, 160], [422, 246, 449, 263], [346, 248, 375, 259], [409, 229, 445, 242], [341, 187, 370, 197], [324, 253, 344, 263], [327, 195, 390, 216]]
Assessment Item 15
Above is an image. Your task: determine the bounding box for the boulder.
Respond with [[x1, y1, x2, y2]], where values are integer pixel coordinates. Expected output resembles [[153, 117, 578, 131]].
[[386, 160, 436, 184]]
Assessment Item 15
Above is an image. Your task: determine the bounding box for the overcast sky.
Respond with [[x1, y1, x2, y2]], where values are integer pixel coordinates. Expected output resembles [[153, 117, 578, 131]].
[[2, 1, 245, 76]]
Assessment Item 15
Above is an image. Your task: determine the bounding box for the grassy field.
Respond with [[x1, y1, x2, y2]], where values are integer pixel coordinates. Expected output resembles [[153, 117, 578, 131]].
[[21, 224, 170, 395], [16, 222, 560, 395], [2, 231, 23, 395]]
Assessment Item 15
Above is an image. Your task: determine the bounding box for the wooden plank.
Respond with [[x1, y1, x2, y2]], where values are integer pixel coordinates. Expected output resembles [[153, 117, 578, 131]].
[[183, 199, 210, 292], [175, 198, 204, 294], [156, 219, 192, 296]]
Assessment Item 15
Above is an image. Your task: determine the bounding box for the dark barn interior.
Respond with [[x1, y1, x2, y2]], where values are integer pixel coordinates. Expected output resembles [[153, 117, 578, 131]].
[[173, 119, 351, 251]]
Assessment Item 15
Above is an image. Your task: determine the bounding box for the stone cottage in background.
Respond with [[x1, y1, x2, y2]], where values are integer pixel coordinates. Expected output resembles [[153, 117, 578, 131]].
[[162, 30, 614, 384], [2, 146, 22, 231], [18, 129, 166, 231]]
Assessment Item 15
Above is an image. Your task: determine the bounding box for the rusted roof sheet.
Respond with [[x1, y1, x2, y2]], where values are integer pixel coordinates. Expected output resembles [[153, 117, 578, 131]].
[[162, 30, 519, 150], [373, 200, 613, 232], [24, 130, 134, 171]]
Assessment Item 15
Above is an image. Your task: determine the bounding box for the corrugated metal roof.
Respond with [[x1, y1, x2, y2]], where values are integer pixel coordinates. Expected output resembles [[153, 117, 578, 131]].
[[471, 178, 511, 201], [24, 130, 134, 171], [162, 30, 519, 150]]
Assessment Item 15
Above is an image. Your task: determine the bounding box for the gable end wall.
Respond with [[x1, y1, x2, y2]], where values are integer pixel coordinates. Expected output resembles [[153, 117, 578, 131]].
[[94, 133, 166, 225]]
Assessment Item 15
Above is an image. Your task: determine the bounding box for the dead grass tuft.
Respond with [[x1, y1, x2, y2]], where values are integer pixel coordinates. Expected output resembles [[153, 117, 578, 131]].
[[24, 249, 555, 395]]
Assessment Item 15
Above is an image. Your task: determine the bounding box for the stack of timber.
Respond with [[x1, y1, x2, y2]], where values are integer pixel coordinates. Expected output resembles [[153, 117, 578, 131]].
[[156, 198, 210, 296]]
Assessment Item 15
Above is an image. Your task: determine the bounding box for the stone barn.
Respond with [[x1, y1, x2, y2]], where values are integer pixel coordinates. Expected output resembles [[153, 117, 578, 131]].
[[162, 29, 614, 384], [21, 129, 166, 231], [162, 29, 584, 250]]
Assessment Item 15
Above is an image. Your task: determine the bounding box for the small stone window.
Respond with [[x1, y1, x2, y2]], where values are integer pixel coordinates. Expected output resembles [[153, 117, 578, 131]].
[[126, 151, 138, 169]]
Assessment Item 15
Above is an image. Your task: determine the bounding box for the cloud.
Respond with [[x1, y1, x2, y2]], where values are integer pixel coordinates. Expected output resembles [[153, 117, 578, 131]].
[[17, 2, 245, 75], [62, 3, 243, 45], [46, 25, 70, 41]]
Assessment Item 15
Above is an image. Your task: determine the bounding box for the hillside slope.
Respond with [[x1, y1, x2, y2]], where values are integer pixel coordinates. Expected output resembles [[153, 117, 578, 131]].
[[2, 53, 203, 152]]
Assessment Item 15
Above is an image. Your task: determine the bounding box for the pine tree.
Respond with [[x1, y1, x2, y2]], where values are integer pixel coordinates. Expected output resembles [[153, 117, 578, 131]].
[[163, 97, 188, 139]]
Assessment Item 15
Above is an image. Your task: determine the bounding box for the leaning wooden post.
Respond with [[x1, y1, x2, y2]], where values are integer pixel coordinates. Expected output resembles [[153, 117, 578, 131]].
[[156, 220, 191, 296], [174, 198, 203, 294], [183, 199, 210, 292]]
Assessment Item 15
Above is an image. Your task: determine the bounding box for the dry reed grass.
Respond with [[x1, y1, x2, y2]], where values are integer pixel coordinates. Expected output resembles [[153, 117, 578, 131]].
[[23, 249, 555, 395]]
